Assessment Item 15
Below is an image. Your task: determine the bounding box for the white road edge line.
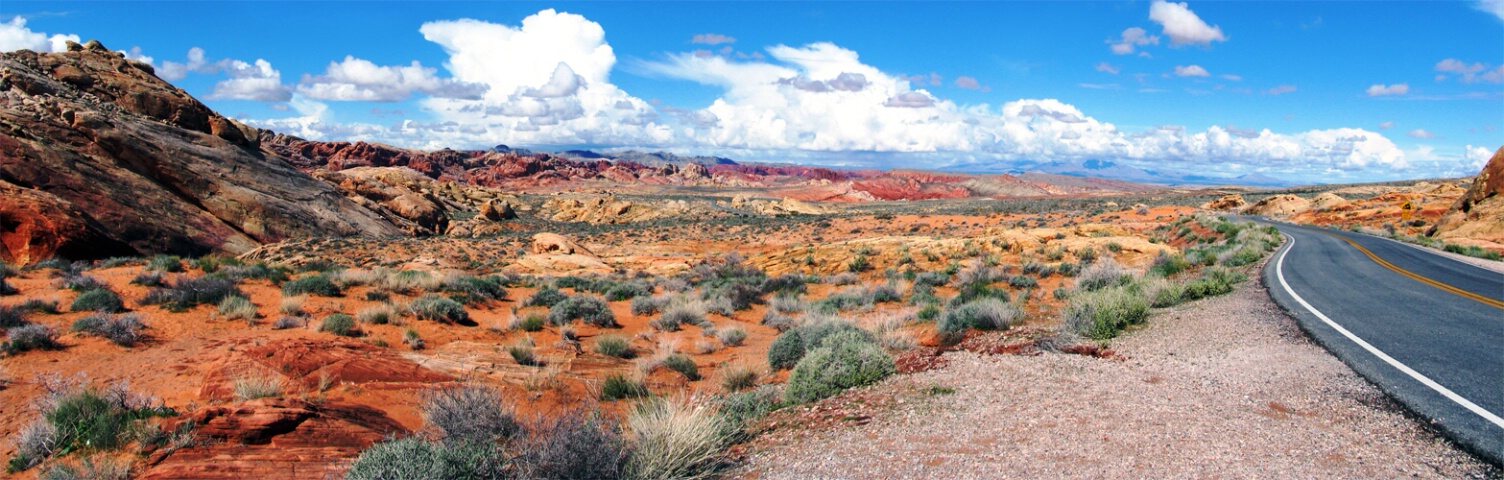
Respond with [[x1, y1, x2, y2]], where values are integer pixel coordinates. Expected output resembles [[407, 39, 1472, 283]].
[[1275, 232, 1504, 429]]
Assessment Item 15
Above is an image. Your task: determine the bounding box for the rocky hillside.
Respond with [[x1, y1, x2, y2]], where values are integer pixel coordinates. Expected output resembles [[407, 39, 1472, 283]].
[[1430, 146, 1504, 246], [0, 41, 405, 265]]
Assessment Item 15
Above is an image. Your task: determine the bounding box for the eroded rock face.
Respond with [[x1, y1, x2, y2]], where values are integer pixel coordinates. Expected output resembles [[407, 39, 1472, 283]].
[[1241, 194, 1312, 216], [1431, 146, 1504, 246], [0, 42, 405, 262], [532, 233, 594, 256], [0, 180, 134, 265], [1202, 194, 1247, 211]]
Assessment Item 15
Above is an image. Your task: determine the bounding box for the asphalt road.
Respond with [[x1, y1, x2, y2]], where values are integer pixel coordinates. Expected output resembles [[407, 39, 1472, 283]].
[[1240, 216, 1504, 466]]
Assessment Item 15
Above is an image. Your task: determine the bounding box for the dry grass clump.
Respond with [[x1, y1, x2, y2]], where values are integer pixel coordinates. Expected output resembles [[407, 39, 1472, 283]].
[[625, 397, 732, 479], [216, 295, 257, 321], [232, 371, 284, 401], [279, 295, 306, 316]]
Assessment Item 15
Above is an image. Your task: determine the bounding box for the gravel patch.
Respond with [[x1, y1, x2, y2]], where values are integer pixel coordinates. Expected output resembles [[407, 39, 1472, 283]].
[[739, 278, 1499, 479]]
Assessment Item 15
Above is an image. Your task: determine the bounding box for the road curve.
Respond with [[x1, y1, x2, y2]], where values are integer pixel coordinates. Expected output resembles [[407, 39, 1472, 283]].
[[1242, 217, 1504, 466]]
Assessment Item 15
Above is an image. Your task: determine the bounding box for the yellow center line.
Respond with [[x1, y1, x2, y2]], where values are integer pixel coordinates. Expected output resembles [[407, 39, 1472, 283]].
[[1320, 232, 1504, 310]]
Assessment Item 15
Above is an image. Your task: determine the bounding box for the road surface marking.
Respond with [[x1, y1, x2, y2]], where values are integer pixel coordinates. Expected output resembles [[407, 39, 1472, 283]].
[[1319, 232, 1504, 310], [1275, 233, 1504, 429]]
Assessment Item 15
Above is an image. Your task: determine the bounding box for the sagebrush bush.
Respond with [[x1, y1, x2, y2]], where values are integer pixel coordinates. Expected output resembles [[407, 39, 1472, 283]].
[[785, 339, 896, 404], [408, 294, 469, 324], [604, 281, 651, 302], [345, 437, 503, 480], [5, 324, 59, 353], [625, 397, 731, 480], [141, 276, 243, 311], [760, 274, 807, 295], [444, 275, 507, 305], [766, 330, 805, 371], [319, 314, 358, 337], [768, 294, 806, 314], [660, 354, 700, 381], [281, 274, 341, 297], [1064, 286, 1151, 340], [547, 295, 616, 328], [760, 311, 795, 332], [356, 305, 396, 325], [0, 305, 27, 328], [69, 288, 124, 315], [232, 371, 283, 401], [716, 327, 747, 347], [630, 295, 664, 316], [129, 272, 165, 288], [421, 384, 520, 445], [1075, 257, 1132, 291], [525, 287, 569, 308], [272, 316, 303, 330], [518, 314, 545, 332], [10, 421, 57, 473], [600, 374, 648, 401], [720, 385, 782, 434], [70, 313, 144, 346], [594, 336, 633, 359], [216, 295, 257, 321], [147, 255, 183, 273], [1149, 252, 1191, 277], [59, 275, 107, 292], [515, 410, 628, 480], [508, 342, 538, 366], [652, 303, 705, 332]]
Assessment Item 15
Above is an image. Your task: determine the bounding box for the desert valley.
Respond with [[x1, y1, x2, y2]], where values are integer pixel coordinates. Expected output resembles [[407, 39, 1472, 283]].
[[2, 36, 1503, 480]]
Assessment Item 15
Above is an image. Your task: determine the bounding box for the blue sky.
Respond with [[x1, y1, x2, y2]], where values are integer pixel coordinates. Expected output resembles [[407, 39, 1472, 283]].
[[3, 1, 1501, 183]]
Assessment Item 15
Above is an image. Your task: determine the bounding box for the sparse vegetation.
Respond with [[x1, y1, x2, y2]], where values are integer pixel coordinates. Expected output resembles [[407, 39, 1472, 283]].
[[216, 295, 257, 321], [70, 313, 144, 346], [232, 371, 284, 401], [319, 314, 358, 337], [69, 288, 125, 313], [281, 274, 341, 297], [600, 374, 649, 401], [141, 276, 243, 311], [595, 336, 633, 358], [408, 294, 470, 324], [547, 295, 616, 327]]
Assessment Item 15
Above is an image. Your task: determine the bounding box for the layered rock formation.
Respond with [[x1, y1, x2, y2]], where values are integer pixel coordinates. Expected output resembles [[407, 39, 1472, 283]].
[[1430, 146, 1504, 246], [0, 41, 404, 264]]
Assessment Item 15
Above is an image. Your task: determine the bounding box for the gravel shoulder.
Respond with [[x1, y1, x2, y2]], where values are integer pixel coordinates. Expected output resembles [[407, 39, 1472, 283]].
[[737, 273, 1500, 479]]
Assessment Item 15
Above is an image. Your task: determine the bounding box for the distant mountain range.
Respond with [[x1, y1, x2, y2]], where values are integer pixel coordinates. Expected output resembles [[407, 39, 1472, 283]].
[[493, 145, 738, 168], [945, 158, 1296, 188]]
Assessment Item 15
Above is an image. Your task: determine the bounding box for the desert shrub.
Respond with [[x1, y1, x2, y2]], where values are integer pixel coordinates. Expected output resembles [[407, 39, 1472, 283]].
[[37, 455, 132, 480], [1220, 246, 1265, 267], [404, 329, 425, 350], [319, 314, 358, 337], [59, 275, 106, 292], [232, 371, 283, 401], [41, 387, 169, 460], [1138, 276, 1185, 308], [68, 288, 123, 314], [383, 270, 442, 294], [917, 303, 940, 322], [345, 437, 503, 480], [141, 276, 243, 311], [5, 324, 59, 353], [192, 255, 242, 274], [547, 295, 616, 328], [9, 421, 57, 472], [659, 354, 700, 381], [800, 321, 874, 351], [216, 295, 257, 321], [720, 386, 782, 435], [356, 305, 396, 325], [812, 289, 873, 314], [422, 384, 521, 445], [630, 296, 664, 316], [869, 283, 902, 303], [518, 314, 545, 332], [70, 313, 144, 347], [600, 374, 649, 401], [1064, 286, 1151, 341], [594, 336, 633, 359], [1182, 267, 1246, 300], [760, 274, 807, 295], [147, 255, 183, 273], [444, 275, 507, 305], [717, 364, 758, 392], [0, 274, 15, 297], [760, 311, 795, 332], [652, 303, 704, 332], [946, 281, 1009, 308], [515, 410, 628, 480], [1008, 275, 1039, 289], [1149, 252, 1191, 277], [912, 271, 950, 288], [701, 295, 734, 316], [784, 339, 896, 404], [409, 294, 470, 324], [825, 272, 859, 286], [217, 263, 291, 284], [281, 274, 340, 297], [525, 287, 569, 308], [768, 294, 805, 315], [603, 281, 651, 302], [129, 271, 165, 288], [624, 397, 731, 480], [272, 316, 303, 330], [939, 298, 1023, 342], [0, 305, 27, 328], [716, 327, 747, 347], [766, 330, 805, 371], [279, 295, 306, 316], [508, 341, 538, 366], [1075, 257, 1132, 291]]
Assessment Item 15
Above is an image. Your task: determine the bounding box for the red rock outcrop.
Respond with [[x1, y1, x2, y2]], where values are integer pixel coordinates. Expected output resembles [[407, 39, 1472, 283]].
[[0, 41, 405, 262], [0, 180, 133, 265], [1430, 146, 1504, 246]]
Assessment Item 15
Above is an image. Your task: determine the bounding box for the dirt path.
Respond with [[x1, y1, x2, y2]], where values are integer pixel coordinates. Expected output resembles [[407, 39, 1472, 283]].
[[737, 277, 1499, 478]]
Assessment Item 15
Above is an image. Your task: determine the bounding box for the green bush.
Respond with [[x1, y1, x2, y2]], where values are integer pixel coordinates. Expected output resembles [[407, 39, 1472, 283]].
[[443, 275, 508, 305], [600, 374, 648, 401], [1063, 286, 1151, 340], [70, 288, 125, 313], [518, 314, 545, 332], [784, 339, 896, 404], [660, 354, 700, 380], [281, 274, 341, 297], [345, 437, 504, 480], [720, 386, 782, 434], [320, 314, 358, 337], [603, 281, 651, 302], [547, 295, 616, 328], [1075, 257, 1131, 291], [141, 276, 243, 311], [652, 303, 704, 332], [630, 296, 664, 316], [767, 330, 806, 371], [147, 255, 183, 273], [1149, 252, 1191, 277], [594, 336, 633, 358], [409, 294, 470, 324]]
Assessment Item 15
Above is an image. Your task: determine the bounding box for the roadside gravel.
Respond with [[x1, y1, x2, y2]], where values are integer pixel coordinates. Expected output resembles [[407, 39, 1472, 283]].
[[738, 276, 1499, 479]]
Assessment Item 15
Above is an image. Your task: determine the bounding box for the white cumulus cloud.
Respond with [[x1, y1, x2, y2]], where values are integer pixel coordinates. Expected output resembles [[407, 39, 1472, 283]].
[[1149, 0, 1227, 47], [1174, 65, 1210, 77], [1477, 0, 1504, 22], [1465, 145, 1496, 171], [208, 58, 292, 102], [0, 16, 79, 53], [297, 56, 487, 102], [1109, 27, 1159, 55], [1407, 129, 1438, 139], [1365, 83, 1409, 96]]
